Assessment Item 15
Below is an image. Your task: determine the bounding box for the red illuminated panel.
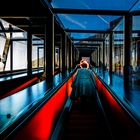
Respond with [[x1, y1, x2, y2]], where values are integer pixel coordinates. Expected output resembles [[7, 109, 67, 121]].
[[94, 74, 135, 129], [93, 73, 102, 93], [12, 83, 67, 140], [0, 77, 38, 99]]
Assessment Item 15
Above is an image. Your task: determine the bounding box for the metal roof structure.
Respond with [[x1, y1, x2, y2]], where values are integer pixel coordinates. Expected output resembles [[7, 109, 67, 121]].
[[0, 0, 139, 48], [50, 0, 140, 39]]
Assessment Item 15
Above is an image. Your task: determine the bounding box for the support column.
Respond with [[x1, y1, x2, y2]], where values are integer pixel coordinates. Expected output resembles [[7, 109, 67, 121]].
[[62, 32, 66, 73], [97, 47, 100, 73], [99, 46, 101, 67], [124, 14, 132, 100], [73, 45, 75, 68], [10, 30, 13, 71], [69, 40, 71, 71], [37, 47, 39, 70], [45, 13, 55, 78], [27, 30, 32, 76], [103, 40, 105, 77], [66, 37, 69, 70], [109, 31, 113, 85], [73, 47, 76, 67], [59, 34, 62, 72], [71, 41, 73, 69]]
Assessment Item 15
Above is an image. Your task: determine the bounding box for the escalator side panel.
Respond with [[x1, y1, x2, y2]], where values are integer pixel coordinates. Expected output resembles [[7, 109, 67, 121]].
[[94, 73, 140, 140], [10, 83, 68, 140]]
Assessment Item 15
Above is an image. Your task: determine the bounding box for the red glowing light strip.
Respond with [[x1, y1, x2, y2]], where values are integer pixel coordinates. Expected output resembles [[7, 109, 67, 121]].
[[0, 77, 38, 99], [12, 83, 67, 140], [67, 74, 75, 97], [94, 73, 135, 127]]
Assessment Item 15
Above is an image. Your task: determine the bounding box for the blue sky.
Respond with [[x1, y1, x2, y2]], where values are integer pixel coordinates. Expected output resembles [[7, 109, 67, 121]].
[[51, 0, 137, 10], [51, 0, 139, 39]]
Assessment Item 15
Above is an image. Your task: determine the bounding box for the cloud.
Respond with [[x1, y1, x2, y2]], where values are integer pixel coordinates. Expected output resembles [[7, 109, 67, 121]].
[[78, 0, 91, 9], [75, 1, 109, 25], [62, 14, 86, 29], [97, 15, 109, 25]]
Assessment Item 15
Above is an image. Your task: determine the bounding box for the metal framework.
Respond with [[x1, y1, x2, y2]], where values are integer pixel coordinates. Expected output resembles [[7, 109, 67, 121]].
[[52, 8, 128, 15]]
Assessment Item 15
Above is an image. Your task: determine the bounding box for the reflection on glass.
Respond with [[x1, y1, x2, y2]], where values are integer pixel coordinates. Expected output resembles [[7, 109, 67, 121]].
[[55, 47, 59, 68], [0, 36, 6, 71], [105, 35, 109, 71], [32, 45, 38, 68], [51, 0, 136, 11], [5, 47, 10, 71], [131, 16, 140, 89], [113, 19, 124, 76], [32, 45, 44, 69], [39, 48, 44, 68]]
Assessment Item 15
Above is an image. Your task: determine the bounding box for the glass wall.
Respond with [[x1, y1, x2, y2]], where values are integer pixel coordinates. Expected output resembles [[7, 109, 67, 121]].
[[32, 36, 44, 70], [13, 41, 27, 70], [92, 15, 140, 118], [0, 18, 44, 74], [131, 16, 140, 88]]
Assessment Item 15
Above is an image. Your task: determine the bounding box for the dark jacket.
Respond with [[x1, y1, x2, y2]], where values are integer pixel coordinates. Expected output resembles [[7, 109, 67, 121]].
[[71, 68, 96, 98]]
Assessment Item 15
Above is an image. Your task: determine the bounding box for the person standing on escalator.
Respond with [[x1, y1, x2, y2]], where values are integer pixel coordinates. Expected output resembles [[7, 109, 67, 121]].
[[71, 61, 96, 105]]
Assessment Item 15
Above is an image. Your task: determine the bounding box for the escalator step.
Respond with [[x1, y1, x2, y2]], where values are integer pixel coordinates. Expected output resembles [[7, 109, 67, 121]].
[[61, 99, 110, 140]]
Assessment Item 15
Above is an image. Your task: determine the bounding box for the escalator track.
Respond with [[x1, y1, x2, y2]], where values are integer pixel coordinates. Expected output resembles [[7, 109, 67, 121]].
[[61, 97, 112, 140]]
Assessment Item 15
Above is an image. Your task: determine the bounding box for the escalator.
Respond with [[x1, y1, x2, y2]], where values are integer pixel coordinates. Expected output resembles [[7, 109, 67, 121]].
[[1, 68, 139, 140], [60, 97, 112, 140]]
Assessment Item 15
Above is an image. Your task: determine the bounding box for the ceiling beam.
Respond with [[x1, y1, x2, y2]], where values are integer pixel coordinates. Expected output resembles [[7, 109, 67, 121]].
[[76, 46, 97, 49], [0, 28, 23, 33], [65, 29, 110, 34], [74, 43, 100, 46], [52, 8, 128, 15], [130, 10, 140, 16], [72, 38, 104, 41]]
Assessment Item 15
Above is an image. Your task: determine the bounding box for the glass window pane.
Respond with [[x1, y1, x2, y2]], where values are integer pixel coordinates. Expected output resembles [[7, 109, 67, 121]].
[[5, 47, 10, 71], [13, 41, 27, 70], [131, 15, 140, 88], [57, 14, 114, 31], [55, 47, 59, 68], [32, 46, 38, 68], [39, 48, 44, 68], [51, 0, 136, 10], [130, 0, 140, 11], [0, 36, 6, 71], [0, 36, 6, 55]]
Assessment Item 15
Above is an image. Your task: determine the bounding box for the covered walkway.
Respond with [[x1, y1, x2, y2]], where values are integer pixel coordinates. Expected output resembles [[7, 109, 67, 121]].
[[0, 0, 140, 140]]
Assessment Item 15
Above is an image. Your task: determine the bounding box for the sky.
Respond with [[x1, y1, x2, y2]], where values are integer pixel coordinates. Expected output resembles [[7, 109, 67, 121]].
[[51, 0, 139, 39]]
